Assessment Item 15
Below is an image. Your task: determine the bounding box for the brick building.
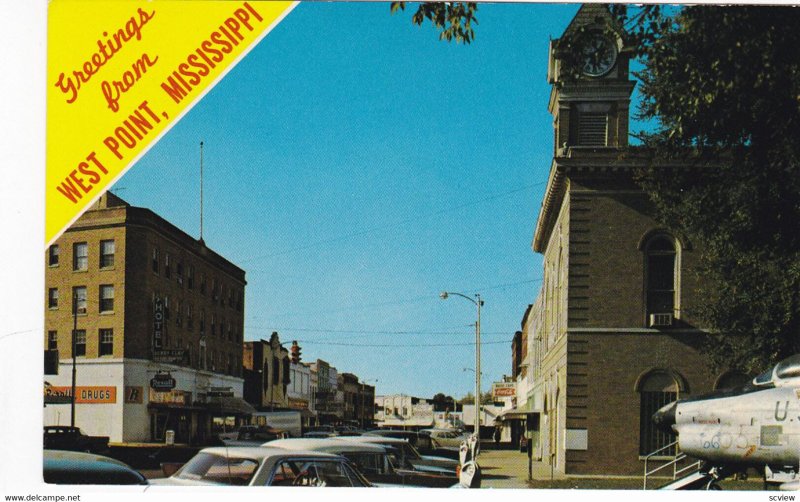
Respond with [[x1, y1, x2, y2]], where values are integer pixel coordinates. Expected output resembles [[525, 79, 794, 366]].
[[243, 332, 291, 410], [43, 192, 249, 444], [522, 5, 749, 475]]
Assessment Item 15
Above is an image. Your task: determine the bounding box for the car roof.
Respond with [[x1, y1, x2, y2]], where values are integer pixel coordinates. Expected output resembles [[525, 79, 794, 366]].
[[267, 438, 386, 453], [43, 450, 147, 485], [335, 435, 408, 445], [197, 446, 340, 460]]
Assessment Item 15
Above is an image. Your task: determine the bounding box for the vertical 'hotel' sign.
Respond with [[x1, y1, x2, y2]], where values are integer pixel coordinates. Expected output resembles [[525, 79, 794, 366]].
[[153, 298, 164, 349]]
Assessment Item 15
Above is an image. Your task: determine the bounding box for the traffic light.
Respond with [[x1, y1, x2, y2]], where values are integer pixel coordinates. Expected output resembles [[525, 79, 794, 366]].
[[290, 340, 301, 364]]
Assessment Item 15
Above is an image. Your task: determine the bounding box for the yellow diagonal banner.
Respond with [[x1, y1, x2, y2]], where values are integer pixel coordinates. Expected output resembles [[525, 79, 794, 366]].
[[46, 0, 297, 244]]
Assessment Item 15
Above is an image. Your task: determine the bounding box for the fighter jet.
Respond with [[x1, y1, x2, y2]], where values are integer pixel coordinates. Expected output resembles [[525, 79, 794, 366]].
[[652, 353, 800, 490]]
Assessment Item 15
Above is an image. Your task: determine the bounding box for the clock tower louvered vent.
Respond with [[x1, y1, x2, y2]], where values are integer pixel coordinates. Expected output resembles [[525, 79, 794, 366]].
[[578, 112, 608, 146]]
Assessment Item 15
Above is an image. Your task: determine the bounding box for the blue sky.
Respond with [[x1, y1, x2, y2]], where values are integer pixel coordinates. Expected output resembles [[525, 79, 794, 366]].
[[118, 2, 588, 398]]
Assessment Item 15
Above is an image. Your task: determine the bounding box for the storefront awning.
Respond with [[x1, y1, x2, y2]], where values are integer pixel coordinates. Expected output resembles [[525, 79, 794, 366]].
[[498, 402, 540, 420], [203, 396, 257, 415]]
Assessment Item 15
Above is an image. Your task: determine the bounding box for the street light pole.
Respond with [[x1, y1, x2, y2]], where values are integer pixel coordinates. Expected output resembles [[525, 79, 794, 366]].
[[440, 291, 483, 443], [71, 292, 77, 427]]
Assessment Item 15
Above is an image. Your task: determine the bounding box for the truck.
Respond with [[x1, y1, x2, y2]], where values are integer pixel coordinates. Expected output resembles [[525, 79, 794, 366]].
[[250, 411, 302, 438], [43, 426, 110, 454]]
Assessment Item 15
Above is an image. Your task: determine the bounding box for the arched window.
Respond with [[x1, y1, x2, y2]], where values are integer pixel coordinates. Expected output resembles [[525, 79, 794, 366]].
[[644, 235, 678, 325], [638, 371, 681, 456]]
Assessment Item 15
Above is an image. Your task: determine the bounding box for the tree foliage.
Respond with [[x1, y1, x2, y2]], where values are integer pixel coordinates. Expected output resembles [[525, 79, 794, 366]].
[[618, 6, 800, 373], [390, 2, 478, 44]]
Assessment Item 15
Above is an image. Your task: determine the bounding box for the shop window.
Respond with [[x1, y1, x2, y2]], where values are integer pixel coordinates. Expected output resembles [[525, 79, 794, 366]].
[[73, 329, 86, 357], [645, 235, 678, 323], [48, 288, 59, 309], [99, 328, 113, 356], [73, 242, 88, 271], [99, 240, 115, 268], [48, 330, 58, 351], [48, 245, 59, 267], [99, 285, 114, 312], [638, 371, 680, 456]]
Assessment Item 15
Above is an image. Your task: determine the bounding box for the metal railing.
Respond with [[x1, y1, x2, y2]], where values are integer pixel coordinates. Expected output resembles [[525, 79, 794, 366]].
[[642, 440, 702, 489]]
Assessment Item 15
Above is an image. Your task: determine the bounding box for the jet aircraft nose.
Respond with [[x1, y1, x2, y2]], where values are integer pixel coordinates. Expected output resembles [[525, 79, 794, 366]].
[[652, 401, 677, 435]]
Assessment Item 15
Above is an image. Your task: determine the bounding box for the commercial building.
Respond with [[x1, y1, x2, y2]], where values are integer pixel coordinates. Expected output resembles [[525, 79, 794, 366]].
[[287, 341, 317, 427], [242, 332, 291, 410], [518, 5, 751, 475], [43, 192, 249, 444]]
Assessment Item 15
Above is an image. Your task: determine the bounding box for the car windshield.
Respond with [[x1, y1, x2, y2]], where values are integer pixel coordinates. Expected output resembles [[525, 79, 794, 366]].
[[175, 452, 259, 485], [753, 368, 774, 385], [775, 354, 800, 380]]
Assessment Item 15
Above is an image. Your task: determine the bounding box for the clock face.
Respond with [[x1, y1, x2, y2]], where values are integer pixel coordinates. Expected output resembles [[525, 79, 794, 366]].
[[581, 35, 618, 77]]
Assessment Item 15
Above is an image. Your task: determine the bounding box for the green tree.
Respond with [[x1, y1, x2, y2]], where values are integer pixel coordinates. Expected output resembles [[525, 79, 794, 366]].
[[620, 6, 800, 373], [390, 2, 478, 44]]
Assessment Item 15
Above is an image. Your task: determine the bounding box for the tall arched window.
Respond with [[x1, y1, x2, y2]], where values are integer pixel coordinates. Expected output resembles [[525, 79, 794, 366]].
[[644, 235, 678, 325], [638, 370, 681, 456]]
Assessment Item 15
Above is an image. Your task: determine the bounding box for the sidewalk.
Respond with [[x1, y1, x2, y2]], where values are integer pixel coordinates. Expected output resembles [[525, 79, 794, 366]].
[[479, 449, 562, 488]]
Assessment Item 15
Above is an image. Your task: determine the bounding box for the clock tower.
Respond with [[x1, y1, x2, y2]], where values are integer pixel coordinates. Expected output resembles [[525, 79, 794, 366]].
[[547, 4, 636, 154]]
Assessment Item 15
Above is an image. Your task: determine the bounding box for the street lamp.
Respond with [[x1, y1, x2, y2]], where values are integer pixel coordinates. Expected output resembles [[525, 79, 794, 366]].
[[440, 291, 483, 444], [360, 378, 378, 429], [71, 289, 86, 428]]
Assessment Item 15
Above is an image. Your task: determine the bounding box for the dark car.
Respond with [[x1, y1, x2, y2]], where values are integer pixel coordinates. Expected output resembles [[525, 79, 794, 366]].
[[44, 450, 148, 485], [43, 426, 109, 454]]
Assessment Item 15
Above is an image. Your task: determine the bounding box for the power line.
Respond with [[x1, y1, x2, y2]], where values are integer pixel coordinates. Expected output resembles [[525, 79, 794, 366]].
[[296, 340, 510, 348], [247, 277, 543, 320], [238, 181, 546, 263], [245, 325, 513, 336]]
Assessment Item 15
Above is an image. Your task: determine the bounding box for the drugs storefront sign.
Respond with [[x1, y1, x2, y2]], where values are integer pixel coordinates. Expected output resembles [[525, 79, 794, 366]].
[[46, 386, 117, 404]]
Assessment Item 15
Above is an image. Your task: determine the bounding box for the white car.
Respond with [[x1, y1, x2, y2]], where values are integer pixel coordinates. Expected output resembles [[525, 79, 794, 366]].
[[150, 446, 372, 487], [419, 428, 469, 448], [339, 435, 459, 475], [267, 438, 460, 488]]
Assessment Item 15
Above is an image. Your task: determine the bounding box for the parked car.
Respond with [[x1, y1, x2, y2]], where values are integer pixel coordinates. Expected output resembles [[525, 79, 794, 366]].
[[419, 428, 469, 448], [43, 426, 109, 454], [268, 438, 459, 488], [303, 431, 337, 439], [43, 450, 147, 485], [150, 446, 372, 487], [221, 425, 288, 446], [366, 429, 433, 450], [334, 436, 459, 475]]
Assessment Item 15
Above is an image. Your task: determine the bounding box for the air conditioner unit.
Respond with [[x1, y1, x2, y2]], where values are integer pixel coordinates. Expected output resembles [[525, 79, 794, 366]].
[[649, 313, 673, 327]]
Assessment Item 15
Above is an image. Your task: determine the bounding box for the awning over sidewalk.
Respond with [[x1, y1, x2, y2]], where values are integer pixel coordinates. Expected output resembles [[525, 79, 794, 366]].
[[498, 401, 540, 420], [202, 396, 257, 415]]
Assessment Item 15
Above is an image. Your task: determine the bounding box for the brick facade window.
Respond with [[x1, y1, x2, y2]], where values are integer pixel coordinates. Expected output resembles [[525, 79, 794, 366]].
[[638, 371, 679, 456], [73, 242, 88, 271], [645, 235, 678, 322], [99, 285, 114, 312], [187, 265, 194, 289], [99, 328, 113, 356], [152, 247, 159, 274], [100, 240, 115, 268], [164, 253, 171, 278], [48, 288, 59, 309], [48, 330, 58, 350], [72, 286, 87, 313], [48, 245, 59, 266], [73, 329, 86, 357]]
